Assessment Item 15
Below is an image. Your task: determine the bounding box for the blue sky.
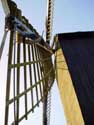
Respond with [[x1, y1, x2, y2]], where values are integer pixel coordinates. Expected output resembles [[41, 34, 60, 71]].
[[0, 0, 94, 125]]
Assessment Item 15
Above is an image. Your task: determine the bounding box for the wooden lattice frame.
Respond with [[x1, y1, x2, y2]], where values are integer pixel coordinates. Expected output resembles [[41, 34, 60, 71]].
[[5, 30, 55, 125]]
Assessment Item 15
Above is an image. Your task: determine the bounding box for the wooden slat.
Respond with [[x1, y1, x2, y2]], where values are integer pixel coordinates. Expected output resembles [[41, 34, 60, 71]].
[[13, 32, 17, 124], [12, 97, 44, 124], [5, 34, 54, 124], [0, 30, 8, 61], [31, 44, 39, 106], [23, 38, 28, 120], [36, 47, 45, 99], [9, 56, 51, 68], [28, 45, 34, 111], [56, 48, 84, 125], [5, 31, 14, 125], [34, 45, 42, 99], [16, 43, 20, 123]]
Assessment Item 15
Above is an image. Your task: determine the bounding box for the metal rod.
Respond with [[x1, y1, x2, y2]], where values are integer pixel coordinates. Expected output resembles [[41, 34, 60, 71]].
[[42, 66, 48, 125], [23, 37, 28, 120], [28, 45, 34, 112], [5, 31, 14, 125], [43, 97, 48, 125]]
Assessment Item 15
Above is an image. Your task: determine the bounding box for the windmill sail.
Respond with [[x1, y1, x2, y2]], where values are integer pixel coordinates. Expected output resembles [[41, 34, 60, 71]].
[[56, 31, 94, 125], [0, 1, 55, 124]]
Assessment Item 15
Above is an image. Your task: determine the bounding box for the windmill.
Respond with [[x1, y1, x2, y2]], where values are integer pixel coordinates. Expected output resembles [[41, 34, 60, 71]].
[[1, 0, 94, 125], [1, 0, 55, 125]]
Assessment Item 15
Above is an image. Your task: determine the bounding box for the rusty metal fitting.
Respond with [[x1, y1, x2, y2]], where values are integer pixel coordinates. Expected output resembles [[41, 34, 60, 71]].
[[16, 31, 23, 43]]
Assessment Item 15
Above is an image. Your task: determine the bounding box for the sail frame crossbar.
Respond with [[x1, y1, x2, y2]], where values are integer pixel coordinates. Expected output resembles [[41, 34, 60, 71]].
[[7, 66, 54, 105], [9, 56, 51, 69]]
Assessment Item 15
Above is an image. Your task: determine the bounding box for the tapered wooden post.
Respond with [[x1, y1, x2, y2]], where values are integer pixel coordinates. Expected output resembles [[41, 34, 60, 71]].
[[5, 31, 14, 125]]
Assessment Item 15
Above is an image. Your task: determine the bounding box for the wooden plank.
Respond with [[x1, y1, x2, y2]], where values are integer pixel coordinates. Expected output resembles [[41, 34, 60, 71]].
[[34, 45, 42, 99], [31, 44, 39, 106], [9, 56, 51, 68], [56, 48, 84, 125], [36, 47, 45, 98], [16, 43, 20, 124], [28, 45, 34, 111], [5, 31, 14, 125], [23, 38, 28, 120]]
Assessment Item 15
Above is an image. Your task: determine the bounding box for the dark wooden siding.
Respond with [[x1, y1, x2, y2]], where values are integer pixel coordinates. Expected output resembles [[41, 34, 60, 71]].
[[58, 31, 94, 125]]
